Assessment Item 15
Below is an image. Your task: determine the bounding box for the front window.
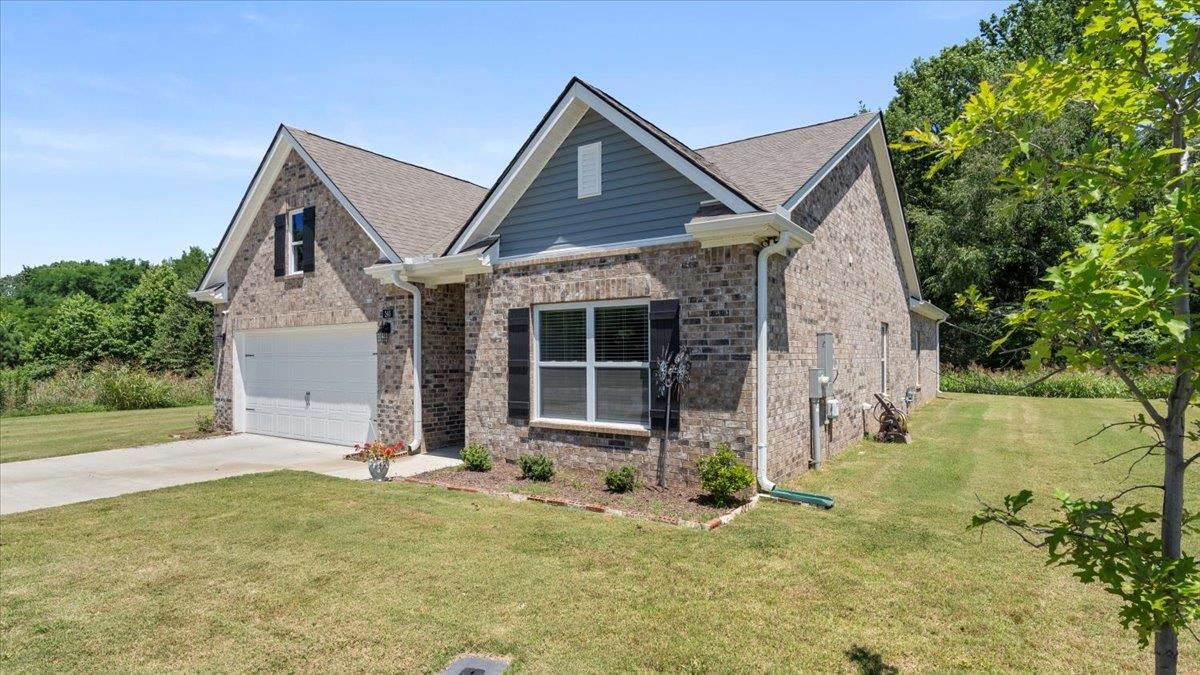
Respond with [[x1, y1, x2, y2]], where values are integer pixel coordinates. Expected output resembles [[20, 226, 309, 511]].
[[535, 301, 649, 426], [288, 209, 305, 274]]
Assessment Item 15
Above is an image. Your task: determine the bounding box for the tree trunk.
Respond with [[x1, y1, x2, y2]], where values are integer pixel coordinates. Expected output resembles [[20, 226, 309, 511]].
[[1154, 109, 1192, 675], [1155, 410, 1185, 674]]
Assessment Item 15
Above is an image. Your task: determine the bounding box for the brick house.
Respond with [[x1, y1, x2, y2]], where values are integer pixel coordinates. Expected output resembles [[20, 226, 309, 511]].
[[191, 78, 946, 487]]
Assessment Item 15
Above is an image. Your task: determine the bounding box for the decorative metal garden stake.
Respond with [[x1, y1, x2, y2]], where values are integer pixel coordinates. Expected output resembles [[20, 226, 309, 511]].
[[655, 346, 690, 488]]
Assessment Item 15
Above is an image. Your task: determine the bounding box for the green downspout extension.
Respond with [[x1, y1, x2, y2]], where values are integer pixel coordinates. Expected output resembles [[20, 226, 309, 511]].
[[769, 487, 834, 510]]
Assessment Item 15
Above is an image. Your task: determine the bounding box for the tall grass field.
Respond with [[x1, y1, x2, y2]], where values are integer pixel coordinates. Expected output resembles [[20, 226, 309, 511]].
[[0, 364, 212, 417], [941, 367, 1173, 399]]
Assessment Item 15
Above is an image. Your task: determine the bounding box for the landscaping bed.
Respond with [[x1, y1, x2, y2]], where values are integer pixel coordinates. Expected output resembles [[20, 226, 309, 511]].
[[421, 459, 748, 524]]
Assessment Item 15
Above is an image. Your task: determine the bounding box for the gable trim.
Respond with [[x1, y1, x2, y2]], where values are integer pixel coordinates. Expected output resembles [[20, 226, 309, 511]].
[[194, 126, 401, 297], [780, 114, 879, 213], [781, 113, 924, 302], [447, 79, 759, 256]]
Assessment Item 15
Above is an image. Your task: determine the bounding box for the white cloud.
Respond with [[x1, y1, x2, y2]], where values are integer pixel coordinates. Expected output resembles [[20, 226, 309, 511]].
[[1, 122, 263, 178]]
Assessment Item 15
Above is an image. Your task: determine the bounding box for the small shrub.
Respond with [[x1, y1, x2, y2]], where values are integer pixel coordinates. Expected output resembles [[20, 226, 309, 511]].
[[460, 443, 492, 472], [604, 465, 638, 493], [195, 412, 215, 434], [517, 453, 554, 481], [697, 443, 754, 506]]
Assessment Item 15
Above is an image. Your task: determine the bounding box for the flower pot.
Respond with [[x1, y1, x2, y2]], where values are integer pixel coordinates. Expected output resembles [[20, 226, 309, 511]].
[[368, 458, 390, 481]]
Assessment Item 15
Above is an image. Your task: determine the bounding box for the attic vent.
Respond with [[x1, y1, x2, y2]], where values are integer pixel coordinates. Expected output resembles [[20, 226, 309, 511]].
[[577, 141, 602, 198]]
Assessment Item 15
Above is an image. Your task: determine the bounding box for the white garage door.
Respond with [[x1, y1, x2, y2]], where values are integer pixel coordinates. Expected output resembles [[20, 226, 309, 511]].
[[240, 324, 377, 446]]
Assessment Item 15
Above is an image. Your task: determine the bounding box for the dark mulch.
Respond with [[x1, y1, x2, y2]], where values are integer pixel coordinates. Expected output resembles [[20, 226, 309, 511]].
[[421, 459, 748, 523]]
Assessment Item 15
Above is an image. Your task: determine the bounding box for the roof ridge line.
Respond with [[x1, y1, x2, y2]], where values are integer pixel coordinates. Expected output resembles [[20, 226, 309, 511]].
[[284, 125, 488, 190], [695, 112, 875, 151]]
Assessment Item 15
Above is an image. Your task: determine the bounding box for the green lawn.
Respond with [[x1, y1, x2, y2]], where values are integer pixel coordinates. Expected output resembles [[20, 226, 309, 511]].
[[0, 406, 214, 463], [1, 394, 1194, 671]]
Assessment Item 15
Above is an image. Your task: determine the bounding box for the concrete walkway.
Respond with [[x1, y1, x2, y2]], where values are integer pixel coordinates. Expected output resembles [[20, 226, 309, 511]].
[[0, 434, 460, 515]]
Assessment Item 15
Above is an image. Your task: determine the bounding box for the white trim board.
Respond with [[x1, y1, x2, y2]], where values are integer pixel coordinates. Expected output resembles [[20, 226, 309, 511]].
[[779, 114, 924, 303], [448, 80, 759, 255], [194, 126, 401, 298]]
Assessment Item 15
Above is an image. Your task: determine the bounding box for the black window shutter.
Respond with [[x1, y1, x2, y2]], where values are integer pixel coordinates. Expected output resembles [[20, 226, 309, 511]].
[[273, 213, 286, 277], [649, 299, 681, 431], [507, 307, 531, 423], [301, 206, 316, 273]]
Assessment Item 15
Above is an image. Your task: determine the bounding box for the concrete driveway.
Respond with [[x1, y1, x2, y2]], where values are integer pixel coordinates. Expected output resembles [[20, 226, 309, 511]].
[[0, 434, 460, 515]]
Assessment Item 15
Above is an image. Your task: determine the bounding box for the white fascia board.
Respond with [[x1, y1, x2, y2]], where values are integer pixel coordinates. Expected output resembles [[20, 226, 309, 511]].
[[781, 114, 879, 213], [778, 114, 925, 302], [364, 251, 492, 288], [570, 85, 758, 215], [280, 127, 402, 264], [450, 97, 589, 254], [197, 127, 402, 294], [909, 298, 949, 321], [686, 211, 813, 249], [187, 287, 227, 304], [867, 124, 923, 301], [494, 233, 695, 266], [450, 81, 759, 255], [197, 133, 289, 292]]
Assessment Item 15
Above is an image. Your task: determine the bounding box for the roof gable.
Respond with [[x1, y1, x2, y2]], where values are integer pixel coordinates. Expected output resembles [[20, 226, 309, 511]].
[[493, 109, 712, 258], [196, 126, 485, 292], [445, 78, 762, 255]]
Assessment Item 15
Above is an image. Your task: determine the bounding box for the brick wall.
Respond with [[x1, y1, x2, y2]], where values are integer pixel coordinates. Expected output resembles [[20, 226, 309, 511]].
[[211, 150, 464, 450], [463, 241, 759, 486], [765, 141, 939, 480]]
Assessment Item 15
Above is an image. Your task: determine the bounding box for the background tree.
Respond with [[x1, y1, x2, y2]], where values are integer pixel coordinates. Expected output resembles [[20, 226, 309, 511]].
[[114, 264, 181, 361], [885, 0, 1094, 367], [0, 314, 23, 368], [24, 294, 115, 368], [146, 246, 214, 375], [899, 0, 1198, 670]]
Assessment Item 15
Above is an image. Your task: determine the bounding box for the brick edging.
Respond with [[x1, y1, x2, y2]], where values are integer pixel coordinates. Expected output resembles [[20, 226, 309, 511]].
[[404, 477, 761, 531]]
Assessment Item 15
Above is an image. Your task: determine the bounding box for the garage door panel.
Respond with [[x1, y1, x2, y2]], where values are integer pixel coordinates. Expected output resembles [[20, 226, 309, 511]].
[[240, 325, 377, 446]]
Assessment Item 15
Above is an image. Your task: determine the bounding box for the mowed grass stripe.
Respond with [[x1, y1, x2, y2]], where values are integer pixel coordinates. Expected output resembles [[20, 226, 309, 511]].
[[0, 405, 213, 463]]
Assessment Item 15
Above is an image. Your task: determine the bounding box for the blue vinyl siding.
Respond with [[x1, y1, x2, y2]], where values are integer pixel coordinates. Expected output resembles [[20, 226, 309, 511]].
[[495, 110, 710, 258]]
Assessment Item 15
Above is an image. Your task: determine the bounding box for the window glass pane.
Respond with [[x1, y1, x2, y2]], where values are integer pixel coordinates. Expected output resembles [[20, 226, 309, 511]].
[[291, 211, 305, 242], [292, 242, 304, 272], [595, 368, 649, 425], [595, 305, 647, 362], [539, 367, 586, 419], [538, 309, 586, 362]]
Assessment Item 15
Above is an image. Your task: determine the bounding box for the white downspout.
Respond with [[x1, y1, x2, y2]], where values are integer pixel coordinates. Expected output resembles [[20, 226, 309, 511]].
[[389, 271, 424, 453], [755, 232, 792, 492]]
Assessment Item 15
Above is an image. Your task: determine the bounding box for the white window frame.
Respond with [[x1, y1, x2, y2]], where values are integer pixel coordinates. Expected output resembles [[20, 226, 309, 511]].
[[880, 322, 889, 393], [532, 298, 650, 430], [286, 207, 305, 275], [577, 141, 602, 199], [915, 331, 922, 387]]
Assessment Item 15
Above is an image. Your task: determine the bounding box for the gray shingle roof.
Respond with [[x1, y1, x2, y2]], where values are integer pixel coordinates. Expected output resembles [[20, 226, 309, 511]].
[[696, 113, 878, 209], [286, 127, 487, 259]]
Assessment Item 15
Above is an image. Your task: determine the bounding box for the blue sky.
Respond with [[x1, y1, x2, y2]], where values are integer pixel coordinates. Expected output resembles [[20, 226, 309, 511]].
[[0, 0, 1008, 275]]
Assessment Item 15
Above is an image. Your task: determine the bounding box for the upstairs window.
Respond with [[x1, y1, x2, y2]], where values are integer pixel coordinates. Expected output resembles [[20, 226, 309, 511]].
[[288, 208, 305, 274], [577, 141, 602, 198], [535, 300, 649, 427]]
